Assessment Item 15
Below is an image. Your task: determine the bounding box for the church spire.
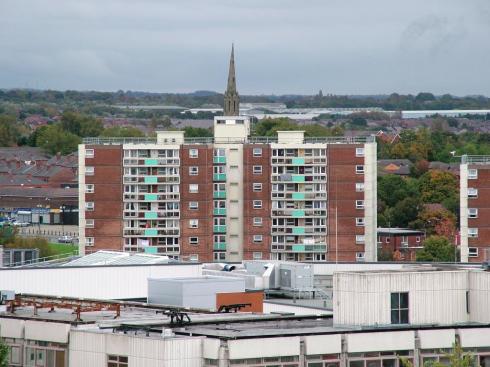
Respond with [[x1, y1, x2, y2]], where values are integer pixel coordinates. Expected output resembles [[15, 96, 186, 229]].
[[224, 44, 240, 116]]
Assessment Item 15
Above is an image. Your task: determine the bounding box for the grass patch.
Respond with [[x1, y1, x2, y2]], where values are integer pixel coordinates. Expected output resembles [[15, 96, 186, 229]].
[[48, 243, 78, 257]]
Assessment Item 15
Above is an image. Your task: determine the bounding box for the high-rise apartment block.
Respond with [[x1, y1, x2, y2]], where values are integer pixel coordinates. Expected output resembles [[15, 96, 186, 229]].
[[460, 155, 490, 262], [78, 47, 377, 262]]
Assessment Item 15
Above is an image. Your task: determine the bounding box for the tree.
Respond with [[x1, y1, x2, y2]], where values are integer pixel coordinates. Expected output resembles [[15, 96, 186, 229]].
[[101, 126, 145, 137], [37, 124, 81, 155], [183, 126, 213, 138], [60, 111, 103, 137], [0, 114, 20, 147], [416, 235, 456, 262], [413, 207, 457, 238], [418, 170, 458, 204], [0, 339, 8, 367]]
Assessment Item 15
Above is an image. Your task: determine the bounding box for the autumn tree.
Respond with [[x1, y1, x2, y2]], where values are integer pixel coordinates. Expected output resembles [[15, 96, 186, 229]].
[[418, 170, 459, 205]]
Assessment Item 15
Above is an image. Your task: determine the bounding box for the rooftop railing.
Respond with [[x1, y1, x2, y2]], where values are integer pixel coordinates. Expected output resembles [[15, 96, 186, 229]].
[[83, 135, 375, 145], [461, 155, 490, 164]]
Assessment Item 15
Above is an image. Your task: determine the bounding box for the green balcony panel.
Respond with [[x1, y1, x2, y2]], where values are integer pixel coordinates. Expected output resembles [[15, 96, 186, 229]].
[[292, 227, 305, 234], [292, 210, 305, 217], [213, 173, 227, 181], [292, 175, 305, 183], [292, 192, 305, 200], [213, 208, 227, 216], [144, 246, 158, 254], [213, 156, 226, 164], [144, 194, 158, 201], [213, 225, 226, 233], [292, 244, 306, 252], [144, 212, 158, 219], [145, 159, 159, 166], [144, 229, 158, 236], [213, 191, 226, 199], [144, 176, 158, 184], [213, 242, 226, 251], [292, 157, 305, 165]]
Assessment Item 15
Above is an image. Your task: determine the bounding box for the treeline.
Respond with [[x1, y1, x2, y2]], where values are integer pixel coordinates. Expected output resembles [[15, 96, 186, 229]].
[[2, 89, 490, 110]]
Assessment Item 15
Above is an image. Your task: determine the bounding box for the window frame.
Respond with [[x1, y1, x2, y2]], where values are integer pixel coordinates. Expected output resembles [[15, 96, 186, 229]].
[[85, 184, 94, 193], [253, 234, 263, 243], [189, 219, 199, 229], [253, 183, 262, 192], [253, 148, 263, 157], [85, 202, 94, 211], [468, 169, 478, 179], [253, 165, 263, 175], [469, 247, 479, 258], [189, 184, 199, 193], [189, 166, 199, 176], [253, 200, 263, 209], [355, 217, 365, 226], [189, 237, 199, 245], [85, 148, 94, 158], [253, 217, 263, 226], [355, 165, 365, 174], [86, 237, 94, 246], [85, 219, 94, 228], [189, 149, 199, 158], [189, 201, 199, 210], [355, 147, 365, 157], [85, 166, 94, 176], [390, 292, 409, 325]]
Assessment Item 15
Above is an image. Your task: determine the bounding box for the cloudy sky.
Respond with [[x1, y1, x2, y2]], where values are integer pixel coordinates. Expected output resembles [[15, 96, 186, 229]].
[[0, 0, 489, 95]]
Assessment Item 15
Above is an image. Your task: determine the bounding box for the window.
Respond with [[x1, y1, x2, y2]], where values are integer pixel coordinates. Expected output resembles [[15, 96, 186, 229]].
[[356, 217, 365, 226], [189, 201, 199, 210], [253, 183, 262, 192], [189, 237, 199, 245], [107, 355, 128, 367], [253, 217, 263, 226], [86, 219, 94, 228], [468, 208, 478, 218], [86, 184, 94, 193], [355, 235, 365, 244], [253, 252, 263, 260], [468, 188, 478, 198], [355, 252, 365, 262], [253, 165, 263, 174], [189, 166, 199, 176], [85, 148, 94, 158], [469, 247, 479, 257], [468, 169, 478, 179], [355, 147, 365, 157], [416, 236, 421, 243], [253, 148, 262, 157], [253, 235, 263, 243], [355, 183, 365, 192], [189, 254, 199, 261], [189, 219, 199, 228], [189, 184, 199, 193], [253, 200, 262, 209], [355, 165, 364, 174], [86, 166, 94, 176], [9, 345, 21, 365], [214, 252, 226, 261], [385, 237, 391, 243], [189, 149, 198, 158], [391, 292, 409, 324], [468, 228, 478, 238], [214, 148, 225, 157], [356, 200, 364, 209], [85, 202, 94, 211], [86, 237, 94, 246]]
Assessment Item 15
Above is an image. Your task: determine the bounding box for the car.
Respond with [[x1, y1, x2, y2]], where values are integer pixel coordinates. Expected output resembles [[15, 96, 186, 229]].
[[57, 235, 74, 243], [12, 221, 30, 227]]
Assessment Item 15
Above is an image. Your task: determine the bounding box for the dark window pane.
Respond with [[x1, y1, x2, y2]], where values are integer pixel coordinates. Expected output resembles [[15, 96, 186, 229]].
[[391, 310, 400, 324], [382, 359, 396, 367], [350, 361, 364, 367], [391, 293, 399, 309], [119, 356, 128, 363], [400, 293, 409, 308], [400, 310, 409, 324], [367, 360, 381, 367]]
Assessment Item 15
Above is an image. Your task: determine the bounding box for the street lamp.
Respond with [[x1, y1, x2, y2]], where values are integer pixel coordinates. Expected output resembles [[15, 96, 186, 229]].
[[60, 204, 65, 234]]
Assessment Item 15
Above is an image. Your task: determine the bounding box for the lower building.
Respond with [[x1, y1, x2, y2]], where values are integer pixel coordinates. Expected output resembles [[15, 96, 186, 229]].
[[377, 227, 426, 261]]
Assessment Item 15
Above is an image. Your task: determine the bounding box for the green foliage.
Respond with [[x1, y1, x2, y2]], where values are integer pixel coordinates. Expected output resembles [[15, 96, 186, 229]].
[[0, 339, 9, 367], [36, 124, 81, 155], [416, 236, 457, 262], [253, 117, 344, 137], [401, 342, 473, 367], [183, 126, 213, 138], [60, 111, 103, 137], [0, 114, 21, 146], [378, 175, 419, 208], [101, 126, 145, 137], [418, 170, 459, 203], [377, 249, 394, 261]]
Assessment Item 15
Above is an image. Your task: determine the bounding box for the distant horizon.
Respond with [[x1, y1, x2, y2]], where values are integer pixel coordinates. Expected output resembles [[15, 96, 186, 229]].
[[1, 87, 489, 99]]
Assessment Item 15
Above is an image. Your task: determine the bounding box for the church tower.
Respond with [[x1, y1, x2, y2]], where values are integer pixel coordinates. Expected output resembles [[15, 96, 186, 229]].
[[223, 44, 240, 116]]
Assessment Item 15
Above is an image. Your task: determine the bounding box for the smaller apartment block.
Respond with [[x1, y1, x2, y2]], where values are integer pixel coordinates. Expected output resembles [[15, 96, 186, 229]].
[[460, 155, 490, 262], [79, 118, 377, 262]]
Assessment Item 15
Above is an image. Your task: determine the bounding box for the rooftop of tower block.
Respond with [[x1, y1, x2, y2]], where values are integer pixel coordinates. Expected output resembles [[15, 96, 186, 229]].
[[461, 155, 490, 164]]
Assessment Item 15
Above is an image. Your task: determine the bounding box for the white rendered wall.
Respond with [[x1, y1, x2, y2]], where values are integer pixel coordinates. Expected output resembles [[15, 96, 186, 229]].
[[460, 163, 469, 262], [78, 144, 86, 255], [363, 142, 378, 262], [333, 271, 469, 326]]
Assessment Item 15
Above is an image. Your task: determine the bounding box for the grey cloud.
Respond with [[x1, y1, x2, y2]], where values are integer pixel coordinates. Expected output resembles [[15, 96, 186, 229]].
[[0, 0, 489, 95]]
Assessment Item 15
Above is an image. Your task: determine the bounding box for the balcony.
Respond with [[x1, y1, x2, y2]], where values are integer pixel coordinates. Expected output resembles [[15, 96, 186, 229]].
[[292, 227, 305, 234], [213, 208, 226, 216], [144, 176, 158, 184], [292, 157, 305, 165], [292, 192, 305, 200], [123, 228, 179, 237], [213, 156, 226, 164], [123, 193, 180, 202], [271, 226, 326, 235], [213, 225, 226, 233], [144, 194, 158, 201], [124, 176, 180, 184], [144, 212, 158, 219], [213, 191, 226, 199], [291, 244, 327, 252], [123, 158, 180, 166], [213, 173, 227, 181], [144, 228, 158, 236], [292, 210, 305, 217], [272, 208, 327, 218], [213, 242, 226, 251]]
